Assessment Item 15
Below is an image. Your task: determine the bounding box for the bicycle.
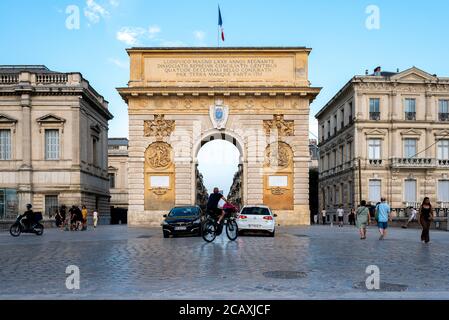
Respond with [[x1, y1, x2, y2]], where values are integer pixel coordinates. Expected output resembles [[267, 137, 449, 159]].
[[201, 209, 239, 243]]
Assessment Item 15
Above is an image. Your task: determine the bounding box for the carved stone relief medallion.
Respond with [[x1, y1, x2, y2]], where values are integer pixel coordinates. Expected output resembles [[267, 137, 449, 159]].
[[146, 142, 172, 169]]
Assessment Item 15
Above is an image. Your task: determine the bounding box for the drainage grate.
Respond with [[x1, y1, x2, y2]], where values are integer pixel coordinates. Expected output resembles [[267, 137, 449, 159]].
[[353, 281, 408, 292], [263, 271, 307, 279], [294, 235, 309, 238], [137, 235, 152, 239]]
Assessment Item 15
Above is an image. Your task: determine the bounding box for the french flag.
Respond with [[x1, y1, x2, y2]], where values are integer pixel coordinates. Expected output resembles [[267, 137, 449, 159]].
[[218, 5, 225, 41]]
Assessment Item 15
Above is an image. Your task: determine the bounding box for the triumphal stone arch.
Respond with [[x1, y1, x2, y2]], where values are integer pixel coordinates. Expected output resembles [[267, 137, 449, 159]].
[[118, 47, 321, 226]]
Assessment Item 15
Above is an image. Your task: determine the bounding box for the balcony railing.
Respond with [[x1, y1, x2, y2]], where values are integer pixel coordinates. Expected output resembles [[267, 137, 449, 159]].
[[405, 112, 416, 121], [368, 159, 383, 166], [0, 74, 19, 84], [438, 159, 449, 167], [391, 157, 434, 168], [369, 112, 380, 120], [36, 73, 68, 84], [439, 113, 449, 121]]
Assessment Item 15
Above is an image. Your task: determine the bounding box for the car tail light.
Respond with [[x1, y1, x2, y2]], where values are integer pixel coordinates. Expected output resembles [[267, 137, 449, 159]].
[[263, 216, 273, 221], [239, 215, 247, 220]]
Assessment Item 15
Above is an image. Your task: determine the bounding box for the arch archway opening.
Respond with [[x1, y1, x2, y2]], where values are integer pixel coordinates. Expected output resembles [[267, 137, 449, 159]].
[[195, 133, 243, 211]]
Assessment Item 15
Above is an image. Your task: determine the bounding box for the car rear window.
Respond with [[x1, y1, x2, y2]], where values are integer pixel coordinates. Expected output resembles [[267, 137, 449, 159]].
[[169, 207, 199, 217], [241, 207, 270, 216]]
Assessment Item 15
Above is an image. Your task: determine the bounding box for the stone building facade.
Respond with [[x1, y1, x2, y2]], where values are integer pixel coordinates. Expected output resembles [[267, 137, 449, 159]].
[[227, 164, 243, 209], [118, 47, 321, 227], [0, 65, 113, 219], [108, 138, 129, 209], [316, 67, 449, 219]]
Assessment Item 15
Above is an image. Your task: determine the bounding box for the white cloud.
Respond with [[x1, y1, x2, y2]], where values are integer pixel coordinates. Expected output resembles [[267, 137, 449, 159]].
[[109, 0, 119, 7], [84, 0, 109, 24], [108, 58, 128, 69], [193, 30, 206, 42], [116, 27, 146, 45], [148, 25, 161, 39]]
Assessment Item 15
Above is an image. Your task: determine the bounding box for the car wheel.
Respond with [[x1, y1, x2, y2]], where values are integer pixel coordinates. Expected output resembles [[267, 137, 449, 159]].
[[163, 231, 170, 238]]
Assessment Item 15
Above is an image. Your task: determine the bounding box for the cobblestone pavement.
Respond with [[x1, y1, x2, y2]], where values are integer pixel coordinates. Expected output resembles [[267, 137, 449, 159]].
[[1, 225, 449, 300]]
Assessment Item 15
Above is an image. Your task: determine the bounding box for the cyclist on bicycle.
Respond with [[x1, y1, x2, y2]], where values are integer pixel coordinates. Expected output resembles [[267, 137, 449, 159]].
[[206, 187, 229, 225]]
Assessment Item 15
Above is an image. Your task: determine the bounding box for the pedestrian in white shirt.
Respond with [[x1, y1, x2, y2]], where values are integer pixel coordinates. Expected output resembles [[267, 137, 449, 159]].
[[402, 207, 417, 229], [337, 205, 345, 228]]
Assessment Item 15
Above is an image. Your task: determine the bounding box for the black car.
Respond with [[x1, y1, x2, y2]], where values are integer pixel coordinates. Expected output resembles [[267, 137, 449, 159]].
[[161, 206, 203, 238]]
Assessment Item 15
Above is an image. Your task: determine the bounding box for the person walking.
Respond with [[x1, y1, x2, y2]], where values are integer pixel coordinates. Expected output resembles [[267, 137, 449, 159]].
[[349, 208, 356, 226], [375, 197, 391, 240], [356, 200, 370, 239], [81, 205, 88, 231], [419, 197, 434, 244], [337, 205, 344, 227], [93, 209, 99, 229], [402, 206, 417, 229], [321, 208, 327, 225]]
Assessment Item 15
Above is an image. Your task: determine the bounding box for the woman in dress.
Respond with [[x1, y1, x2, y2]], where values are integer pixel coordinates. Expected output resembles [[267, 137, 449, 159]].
[[419, 197, 434, 244], [355, 200, 370, 240]]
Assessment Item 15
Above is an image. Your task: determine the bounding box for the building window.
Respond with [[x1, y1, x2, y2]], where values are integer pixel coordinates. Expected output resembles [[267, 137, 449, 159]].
[[340, 109, 345, 128], [404, 139, 417, 158], [437, 140, 449, 160], [321, 125, 325, 141], [369, 179, 381, 203], [45, 195, 58, 218], [439, 100, 449, 121], [438, 180, 449, 202], [369, 98, 380, 120], [93, 138, 98, 166], [368, 139, 381, 160], [339, 146, 344, 165], [335, 186, 340, 206], [109, 173, 116, 189], [45, 129, 59, 160], [0, 129, 11, 160], [404, 179, 417, 203], [333, 114, 337, 135], [327, 120, 331, 138], [405, 98, 416, 120], [348, 102, 353, 123], [347, 142, 352, 161]]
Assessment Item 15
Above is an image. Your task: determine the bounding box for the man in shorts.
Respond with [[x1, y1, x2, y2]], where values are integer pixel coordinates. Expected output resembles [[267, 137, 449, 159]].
[[206, 187, 228, 225], [376, 197, 391, 240]]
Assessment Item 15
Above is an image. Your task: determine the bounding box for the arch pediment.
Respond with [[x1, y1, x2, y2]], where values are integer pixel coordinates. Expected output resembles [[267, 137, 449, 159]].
[[36, 114, 66, 124], [0, 114, 18, 124], [400, 128, 422, 136], [364, 129, 387, 137], [391, 67, 437, 82]]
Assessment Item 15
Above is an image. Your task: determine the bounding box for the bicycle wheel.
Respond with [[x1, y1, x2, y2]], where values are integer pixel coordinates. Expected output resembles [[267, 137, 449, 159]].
[[202, 219, 217, 243], [226, 220, 238, 241]]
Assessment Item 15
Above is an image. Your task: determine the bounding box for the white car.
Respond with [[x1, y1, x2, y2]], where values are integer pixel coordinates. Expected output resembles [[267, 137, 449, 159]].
[[237, 205, 276, 237]]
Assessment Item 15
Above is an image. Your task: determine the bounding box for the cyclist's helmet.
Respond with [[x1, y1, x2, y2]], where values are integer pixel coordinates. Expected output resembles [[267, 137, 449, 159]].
[[26, 204, 32, 209]]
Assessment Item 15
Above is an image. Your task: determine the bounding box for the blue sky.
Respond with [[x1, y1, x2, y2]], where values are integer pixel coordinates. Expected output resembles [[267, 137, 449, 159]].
[[1, 0, 448, 195]]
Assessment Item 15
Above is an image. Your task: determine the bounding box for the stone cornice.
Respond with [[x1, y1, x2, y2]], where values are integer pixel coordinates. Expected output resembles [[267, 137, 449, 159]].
[[118, 86, 321, 102]]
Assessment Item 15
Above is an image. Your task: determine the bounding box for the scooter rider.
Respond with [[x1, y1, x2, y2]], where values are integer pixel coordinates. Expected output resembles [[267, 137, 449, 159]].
[[20, 204, 35, 229]]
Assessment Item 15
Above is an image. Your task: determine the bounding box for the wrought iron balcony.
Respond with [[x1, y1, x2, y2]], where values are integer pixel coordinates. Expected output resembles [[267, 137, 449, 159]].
[[438, 159, 449, 167], [405, 112, 416, 121], [369, 112, 381, 120], [439, 113, 449, 121], [367, 159, 383, 167]]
